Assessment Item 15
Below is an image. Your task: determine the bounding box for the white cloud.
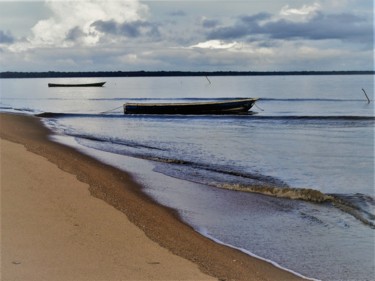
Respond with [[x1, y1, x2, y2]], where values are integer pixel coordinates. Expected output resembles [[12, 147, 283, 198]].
[[280, 3, 321, 21], [190, 40, 238, 49], [18, 0, 149, 49]]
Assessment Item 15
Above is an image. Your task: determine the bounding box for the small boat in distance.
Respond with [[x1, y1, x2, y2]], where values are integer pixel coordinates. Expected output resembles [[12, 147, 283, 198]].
[[124, 98, 258, 115], [48, 82, 106, 87]]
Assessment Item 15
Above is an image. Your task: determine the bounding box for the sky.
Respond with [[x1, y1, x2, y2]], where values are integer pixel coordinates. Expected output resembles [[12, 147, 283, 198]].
[[0, 0, 373, 72]]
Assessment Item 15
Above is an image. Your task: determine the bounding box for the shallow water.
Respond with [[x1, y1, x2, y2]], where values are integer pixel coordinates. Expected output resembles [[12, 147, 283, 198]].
[[1, 75, 374, 280]]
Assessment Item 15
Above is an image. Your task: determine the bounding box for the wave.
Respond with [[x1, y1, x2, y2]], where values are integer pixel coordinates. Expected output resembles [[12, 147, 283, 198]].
[[65, 131, 290, 187], [65, 132, 166, 151], [0, 105, 13, 110], [153, 156, 375, 227], [36, 112, 122, 118], [330, 194, 375, 227], [218, 184, 333, 202], [48, 128, 375, 228], [0, 106, 38, 114], [35, 111, 374, 121], [205, 183, 375, 228], [78, 133, 375, 226]]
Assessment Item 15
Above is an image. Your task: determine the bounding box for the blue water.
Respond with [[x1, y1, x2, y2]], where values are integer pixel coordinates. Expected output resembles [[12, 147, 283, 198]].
[[1, 75, 374, 280]]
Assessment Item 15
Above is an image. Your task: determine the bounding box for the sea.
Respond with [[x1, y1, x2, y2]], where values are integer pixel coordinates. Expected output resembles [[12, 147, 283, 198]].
[[1, 75, 374, 281]]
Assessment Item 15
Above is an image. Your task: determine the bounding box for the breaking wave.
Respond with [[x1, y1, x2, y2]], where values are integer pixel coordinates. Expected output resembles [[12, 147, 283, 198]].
[[155, 160, 375, 228], [213, 183, 375, 228], [217, 184, 333, 203]]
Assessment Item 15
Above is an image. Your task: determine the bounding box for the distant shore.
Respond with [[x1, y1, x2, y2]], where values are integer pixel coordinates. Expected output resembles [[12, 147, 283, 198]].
[[0, 113, 304, 281], [1, 70, 374, 78]]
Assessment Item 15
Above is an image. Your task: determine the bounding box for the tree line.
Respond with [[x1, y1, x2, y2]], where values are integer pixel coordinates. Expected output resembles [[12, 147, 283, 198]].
[[1, 70, 374, 78]]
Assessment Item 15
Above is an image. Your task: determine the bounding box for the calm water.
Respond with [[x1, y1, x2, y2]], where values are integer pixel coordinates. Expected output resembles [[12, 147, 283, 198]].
[[1, 76, 374, 280]]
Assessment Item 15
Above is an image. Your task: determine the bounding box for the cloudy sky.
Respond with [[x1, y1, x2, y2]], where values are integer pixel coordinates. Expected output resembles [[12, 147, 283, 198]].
[[0, 0, 373, 72]]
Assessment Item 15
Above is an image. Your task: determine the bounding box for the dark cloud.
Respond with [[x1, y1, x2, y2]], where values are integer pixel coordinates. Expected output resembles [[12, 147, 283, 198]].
[[239, 12, 271, 24], [263, 12, 372, 43], [66, 27, 85, 41], [207, 23, 247, 39], [92, 20, 160, 39], [92, 20, 117, 34], [206, 12, 270, 39], [0, 30, 15, 44], [206, 12, 372, 45], [201, 18, 220, 28], [120, 21, 142, 37]]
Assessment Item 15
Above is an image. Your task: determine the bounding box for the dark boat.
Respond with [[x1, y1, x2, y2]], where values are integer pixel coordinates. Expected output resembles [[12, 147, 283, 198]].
[[123, 98, 258, 114], [48, 82, 106, 87]]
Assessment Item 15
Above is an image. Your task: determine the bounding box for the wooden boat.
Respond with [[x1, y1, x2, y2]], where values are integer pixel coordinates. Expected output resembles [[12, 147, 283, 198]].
[[123, 98, 258, 114], [48, 82, 106, 87]]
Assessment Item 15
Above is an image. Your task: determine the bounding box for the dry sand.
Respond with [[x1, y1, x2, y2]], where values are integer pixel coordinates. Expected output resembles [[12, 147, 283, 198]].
[[0, 113, 304, 281], [1, 138, 215, 281]]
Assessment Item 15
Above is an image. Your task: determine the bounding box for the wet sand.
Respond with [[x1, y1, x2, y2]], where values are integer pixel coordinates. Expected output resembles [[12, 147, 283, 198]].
[[0, 113, 303, 281]]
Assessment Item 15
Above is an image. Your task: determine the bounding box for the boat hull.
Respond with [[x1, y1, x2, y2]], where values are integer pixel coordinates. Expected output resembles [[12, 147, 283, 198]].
[[124, 98, 258, 115], [48, 82, 106, 87]]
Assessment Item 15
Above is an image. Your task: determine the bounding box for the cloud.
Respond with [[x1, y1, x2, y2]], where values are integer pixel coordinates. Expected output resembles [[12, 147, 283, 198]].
[[190, 40, 238, 49], [65, 27, 85, 42], [91, 19, 160, 39], [263, 12, 372, 44], [205, 8, 372, 46], [280, 3, 321, 21], [240, 13, 272, 24], [206, 13, 271, 40], [25, 0, 149, 48], [0, 30, 15, 44], [201, 18, 220, 28], [1, 1, 372, 71]]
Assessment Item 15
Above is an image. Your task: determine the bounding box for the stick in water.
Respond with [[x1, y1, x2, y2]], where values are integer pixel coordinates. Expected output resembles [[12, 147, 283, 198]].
[[362, 88, 370, 103]]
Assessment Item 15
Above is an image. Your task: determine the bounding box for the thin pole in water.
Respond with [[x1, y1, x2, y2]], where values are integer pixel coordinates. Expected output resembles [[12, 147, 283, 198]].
[[362, 88, 371, 104], [205, 76, 211, 84]]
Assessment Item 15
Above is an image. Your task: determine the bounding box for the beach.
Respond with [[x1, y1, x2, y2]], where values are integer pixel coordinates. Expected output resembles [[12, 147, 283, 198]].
[[0, 113, 303, 281]]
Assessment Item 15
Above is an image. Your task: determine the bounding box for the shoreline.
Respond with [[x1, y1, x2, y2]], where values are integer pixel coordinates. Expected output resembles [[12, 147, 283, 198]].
[[1, 113, 304, 280]]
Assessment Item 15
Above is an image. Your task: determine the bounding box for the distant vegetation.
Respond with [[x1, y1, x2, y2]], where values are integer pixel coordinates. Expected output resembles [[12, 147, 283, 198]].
[[1, 70, 374, 78]]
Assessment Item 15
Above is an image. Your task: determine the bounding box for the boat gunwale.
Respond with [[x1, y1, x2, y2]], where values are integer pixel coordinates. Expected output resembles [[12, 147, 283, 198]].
[[124, 98, 258, 108], [48, 82, 106, 87]]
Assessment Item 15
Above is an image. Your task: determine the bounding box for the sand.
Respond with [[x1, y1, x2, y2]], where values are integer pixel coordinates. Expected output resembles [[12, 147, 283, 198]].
[[0, 113, 304, 281]]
